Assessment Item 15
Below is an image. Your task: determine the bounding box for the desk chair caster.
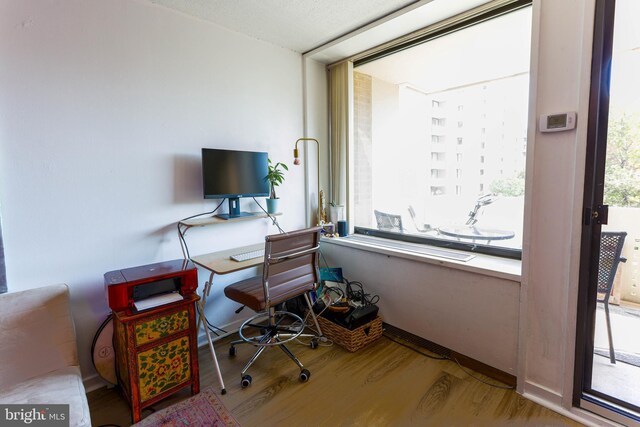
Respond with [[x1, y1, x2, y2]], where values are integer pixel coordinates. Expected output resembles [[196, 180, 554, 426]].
[[241, 374, 252, 388]]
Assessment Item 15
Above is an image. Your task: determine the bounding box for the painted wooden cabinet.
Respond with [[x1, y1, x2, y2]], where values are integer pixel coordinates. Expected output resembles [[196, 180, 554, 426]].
[[113, 294, 200, 423]]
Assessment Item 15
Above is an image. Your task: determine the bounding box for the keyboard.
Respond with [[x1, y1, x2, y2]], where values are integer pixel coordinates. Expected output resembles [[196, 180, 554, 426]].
[[230, 248, 265, 262]]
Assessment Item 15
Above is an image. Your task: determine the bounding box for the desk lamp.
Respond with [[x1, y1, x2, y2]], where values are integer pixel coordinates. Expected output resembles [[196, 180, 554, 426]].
[[293, 137, 323, 225]]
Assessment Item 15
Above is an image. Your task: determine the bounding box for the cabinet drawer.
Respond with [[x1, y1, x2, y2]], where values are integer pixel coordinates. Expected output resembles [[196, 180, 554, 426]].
[[135, 309, 189, 346], [137, 336, 191, 403]]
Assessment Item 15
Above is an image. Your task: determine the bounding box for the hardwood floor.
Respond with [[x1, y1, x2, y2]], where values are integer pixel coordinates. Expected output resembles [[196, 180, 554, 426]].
[[88, 333, 582, 426]]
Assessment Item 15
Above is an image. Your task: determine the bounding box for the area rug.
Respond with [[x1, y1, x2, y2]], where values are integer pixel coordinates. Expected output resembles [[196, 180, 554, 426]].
[[133, 386, 241, 427]]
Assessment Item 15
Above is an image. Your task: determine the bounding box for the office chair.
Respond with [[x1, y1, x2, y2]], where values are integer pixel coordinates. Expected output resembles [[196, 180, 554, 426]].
[[374, 210, 404, 232], [597, 231, 627, 364], [223, 226, 323, 387]]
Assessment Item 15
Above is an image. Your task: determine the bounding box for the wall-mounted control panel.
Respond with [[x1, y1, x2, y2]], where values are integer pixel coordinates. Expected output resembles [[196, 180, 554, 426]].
[[539, 112, 577, 132]]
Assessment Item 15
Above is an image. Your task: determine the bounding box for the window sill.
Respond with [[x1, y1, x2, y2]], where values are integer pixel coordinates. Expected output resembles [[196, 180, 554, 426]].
[[320, 234, 521, 282]]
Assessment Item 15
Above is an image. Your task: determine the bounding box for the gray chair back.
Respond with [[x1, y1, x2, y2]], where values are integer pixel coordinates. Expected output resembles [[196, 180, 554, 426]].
[[261, 227, 321, 309]]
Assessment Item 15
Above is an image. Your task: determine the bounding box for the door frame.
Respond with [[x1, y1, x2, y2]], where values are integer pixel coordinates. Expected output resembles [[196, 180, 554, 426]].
[[574, 0, 640, 421]]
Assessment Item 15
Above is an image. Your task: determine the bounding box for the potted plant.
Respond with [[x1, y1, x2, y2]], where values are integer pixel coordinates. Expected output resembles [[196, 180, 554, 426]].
[[265, 159, 288, 214], [329, 201, 345, 223]]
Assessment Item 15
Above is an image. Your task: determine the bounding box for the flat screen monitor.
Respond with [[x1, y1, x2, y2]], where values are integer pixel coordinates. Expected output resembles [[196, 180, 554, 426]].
[[201, 148, 269, 219]]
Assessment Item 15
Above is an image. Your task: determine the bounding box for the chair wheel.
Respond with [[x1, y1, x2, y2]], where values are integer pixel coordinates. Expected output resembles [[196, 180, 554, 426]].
[[241, 374, 252, 388], [299, 369, 310, 382], [310, 339, 318, 349], [229, 346, 236, 357]]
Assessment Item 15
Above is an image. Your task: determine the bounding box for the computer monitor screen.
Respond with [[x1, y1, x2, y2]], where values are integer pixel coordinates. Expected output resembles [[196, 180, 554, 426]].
[[201, 148, 269, 199], [201, 148, 269, 219]]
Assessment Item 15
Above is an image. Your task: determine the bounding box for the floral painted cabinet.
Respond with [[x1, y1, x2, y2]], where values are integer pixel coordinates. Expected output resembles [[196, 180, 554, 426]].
[[113, 294, 200, 423]]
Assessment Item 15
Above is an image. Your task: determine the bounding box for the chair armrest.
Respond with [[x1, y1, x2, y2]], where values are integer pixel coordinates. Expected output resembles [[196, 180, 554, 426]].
[[0, 284, 79, 388]]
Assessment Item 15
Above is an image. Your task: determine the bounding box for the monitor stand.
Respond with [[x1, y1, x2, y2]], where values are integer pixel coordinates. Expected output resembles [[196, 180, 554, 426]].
[[215, 197, 256, 220]]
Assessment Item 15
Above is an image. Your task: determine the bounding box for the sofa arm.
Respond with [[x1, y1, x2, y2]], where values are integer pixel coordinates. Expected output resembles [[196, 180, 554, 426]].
[[0, 284, 79, 388]]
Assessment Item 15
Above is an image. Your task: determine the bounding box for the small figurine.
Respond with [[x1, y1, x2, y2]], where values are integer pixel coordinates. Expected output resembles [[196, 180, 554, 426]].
[[319, 190, 328, 224]]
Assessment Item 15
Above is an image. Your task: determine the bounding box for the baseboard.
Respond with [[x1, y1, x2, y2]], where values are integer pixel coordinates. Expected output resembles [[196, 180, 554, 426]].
[[83, 373, 110, 393], [521, 381, 563, 406], [522, 382, 618, 427], [383, 322, 516, 387]]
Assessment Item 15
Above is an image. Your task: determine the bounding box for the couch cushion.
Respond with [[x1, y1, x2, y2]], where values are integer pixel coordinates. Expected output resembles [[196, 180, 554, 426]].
[[0, 366, 90, 427], [0, 284, 78, 387]]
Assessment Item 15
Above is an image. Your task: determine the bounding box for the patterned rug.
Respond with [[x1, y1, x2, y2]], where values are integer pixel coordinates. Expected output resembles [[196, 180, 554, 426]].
[[133, 387, 241, 427]]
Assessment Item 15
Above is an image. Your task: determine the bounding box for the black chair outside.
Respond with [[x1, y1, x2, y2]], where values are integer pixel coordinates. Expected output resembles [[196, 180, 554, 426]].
[[598, 231, 627, 364], [374, 210, 404, 232], [223, 227, 323, 387]]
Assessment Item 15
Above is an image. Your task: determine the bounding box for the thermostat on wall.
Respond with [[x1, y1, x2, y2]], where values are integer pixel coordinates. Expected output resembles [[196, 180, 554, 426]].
[[539, 112, 577, 132]]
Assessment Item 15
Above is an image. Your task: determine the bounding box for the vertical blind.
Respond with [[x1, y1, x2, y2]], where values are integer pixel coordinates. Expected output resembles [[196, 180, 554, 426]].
[[328, 60, 352, 207]]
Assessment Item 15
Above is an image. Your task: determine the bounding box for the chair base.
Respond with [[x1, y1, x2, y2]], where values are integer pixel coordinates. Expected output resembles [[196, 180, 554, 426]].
[[229, 309, 322, 387]]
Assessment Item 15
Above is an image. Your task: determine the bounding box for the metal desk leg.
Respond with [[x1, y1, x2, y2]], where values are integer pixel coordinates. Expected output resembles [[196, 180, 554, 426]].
[[199, 272, 226, 395]]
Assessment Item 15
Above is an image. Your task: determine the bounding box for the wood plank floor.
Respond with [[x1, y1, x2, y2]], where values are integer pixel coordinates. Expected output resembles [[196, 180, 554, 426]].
[[88, 333, 582, 426]]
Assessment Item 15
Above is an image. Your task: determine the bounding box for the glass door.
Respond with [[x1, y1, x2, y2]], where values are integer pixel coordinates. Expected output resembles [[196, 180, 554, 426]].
[[577, 0, 640, 422]]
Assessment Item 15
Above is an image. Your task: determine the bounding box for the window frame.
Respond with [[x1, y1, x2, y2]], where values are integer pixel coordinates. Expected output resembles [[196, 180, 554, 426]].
[[349, 0, 531, 261]]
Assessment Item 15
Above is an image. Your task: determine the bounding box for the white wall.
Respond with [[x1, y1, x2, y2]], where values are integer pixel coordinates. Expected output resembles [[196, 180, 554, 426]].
[[320, 243, 521, 374], [303, 57, 329, 227], [519, 0, 595, 412], [0, 0, 309, 385]]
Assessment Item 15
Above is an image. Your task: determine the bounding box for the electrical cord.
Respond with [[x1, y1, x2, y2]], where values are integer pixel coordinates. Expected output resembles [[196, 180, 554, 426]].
[[450, 356, 515, 390], [382, 333, 448, 360], [177, 199, 226, 260], [290, 294, 341, 347], [342, 277, 379, 306], [252, 197, 286, 234], [382, 333, 514, 389], [196, 302, 227, 336]]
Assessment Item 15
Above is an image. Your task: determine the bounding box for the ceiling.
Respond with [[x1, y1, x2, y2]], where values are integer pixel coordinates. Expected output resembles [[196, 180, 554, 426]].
[[146, 0, 420, 54]]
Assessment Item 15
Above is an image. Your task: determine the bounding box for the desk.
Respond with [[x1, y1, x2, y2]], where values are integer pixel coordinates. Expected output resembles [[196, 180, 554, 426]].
[[437, 225, 515, 244], [188, 243, 266, 395], [177, 213, 279, 395], [191, 243, 264, 275]]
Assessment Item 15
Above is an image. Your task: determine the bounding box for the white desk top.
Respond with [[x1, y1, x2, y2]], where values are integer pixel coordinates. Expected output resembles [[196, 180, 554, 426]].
[[190, 243, 264, 275]]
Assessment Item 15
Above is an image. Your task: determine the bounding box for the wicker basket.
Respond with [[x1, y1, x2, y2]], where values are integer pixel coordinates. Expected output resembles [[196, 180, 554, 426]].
[[317, 315, 383, 352]]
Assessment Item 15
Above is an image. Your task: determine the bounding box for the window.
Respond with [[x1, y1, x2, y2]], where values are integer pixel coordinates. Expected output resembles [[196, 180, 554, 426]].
[[431, 152, 446, 162], [350, 2, 531, 258], [431, 186, 446, 196], [431, 169, 446, 179]]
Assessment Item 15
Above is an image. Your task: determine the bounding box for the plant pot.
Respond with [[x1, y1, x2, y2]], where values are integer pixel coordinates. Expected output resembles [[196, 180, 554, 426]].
[[329, 205, 345, 223], [266, 198, 279, 214]]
